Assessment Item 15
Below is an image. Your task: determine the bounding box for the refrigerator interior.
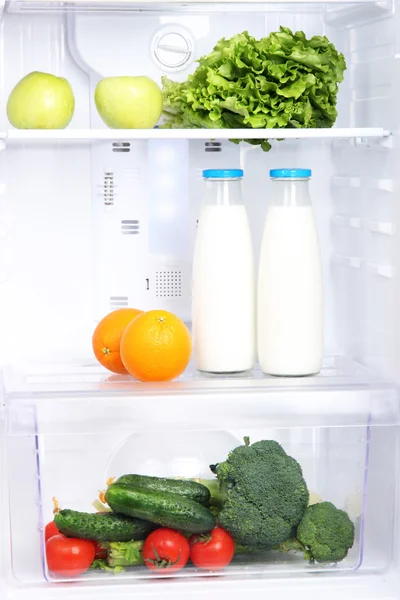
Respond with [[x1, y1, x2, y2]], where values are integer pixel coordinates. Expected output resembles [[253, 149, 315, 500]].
[[1, 0, 400, 598]]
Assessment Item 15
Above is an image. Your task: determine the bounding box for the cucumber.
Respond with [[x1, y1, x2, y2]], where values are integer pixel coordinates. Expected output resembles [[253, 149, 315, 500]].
[[116, 474, 211, 506], [54, 509, 155, 542], [106, 483, 216, 534]]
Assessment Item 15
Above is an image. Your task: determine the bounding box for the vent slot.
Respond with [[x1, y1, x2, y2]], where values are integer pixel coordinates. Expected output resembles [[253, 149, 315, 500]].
[[205, 142, 221, 153], [104, 171, 115, 206], [155, 270, 182, 298], [121, 219, 140, 235], [110, 296, 129, 309], [112, 142, 131, 153]]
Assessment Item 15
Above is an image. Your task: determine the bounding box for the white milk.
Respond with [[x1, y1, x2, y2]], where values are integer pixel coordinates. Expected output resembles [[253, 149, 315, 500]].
[[258, 205, 323, 376], [193, 204, 255, 373]]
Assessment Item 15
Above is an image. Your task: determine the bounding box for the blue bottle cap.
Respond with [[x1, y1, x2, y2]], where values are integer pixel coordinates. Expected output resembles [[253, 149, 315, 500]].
[[203, 169, 244, 179], [270, 169, 312, 179]]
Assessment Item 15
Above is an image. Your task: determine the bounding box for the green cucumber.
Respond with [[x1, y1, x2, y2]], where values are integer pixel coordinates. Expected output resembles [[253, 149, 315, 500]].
[[54, 509, 155, 542], [116, 474, 211, 506], [105, 483, 216, 534]]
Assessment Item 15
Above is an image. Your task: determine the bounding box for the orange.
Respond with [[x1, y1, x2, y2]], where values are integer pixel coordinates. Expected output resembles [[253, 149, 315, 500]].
[[92, 308, 143, 374], [120, 309, 192, 382]]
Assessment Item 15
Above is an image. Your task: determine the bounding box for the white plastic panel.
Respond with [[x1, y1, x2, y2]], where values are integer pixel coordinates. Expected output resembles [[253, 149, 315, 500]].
[[3, 373, 398, 588], [327, 2, 400, 377], [0, 6, 399, 373], [4, 0, 392, 15], [0, 143, 94, 363]]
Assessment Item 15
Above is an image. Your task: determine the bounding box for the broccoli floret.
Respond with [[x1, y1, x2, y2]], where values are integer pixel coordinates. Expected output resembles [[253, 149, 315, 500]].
[[210, 438, 309, 549], [296, 501, 355, 563]]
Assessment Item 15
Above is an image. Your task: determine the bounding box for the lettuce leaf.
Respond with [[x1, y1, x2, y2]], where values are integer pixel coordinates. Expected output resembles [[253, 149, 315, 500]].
[[161, 27, 346, 150]]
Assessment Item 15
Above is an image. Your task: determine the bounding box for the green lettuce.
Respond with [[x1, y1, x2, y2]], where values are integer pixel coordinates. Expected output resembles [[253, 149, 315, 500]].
[[162, 27, 346, 150], [107, 540, 144, 568], [90, 558, 125, 574]]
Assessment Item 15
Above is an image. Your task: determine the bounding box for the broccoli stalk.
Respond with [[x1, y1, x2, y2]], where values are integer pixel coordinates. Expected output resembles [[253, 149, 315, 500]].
[[194, 479, 227, 509]]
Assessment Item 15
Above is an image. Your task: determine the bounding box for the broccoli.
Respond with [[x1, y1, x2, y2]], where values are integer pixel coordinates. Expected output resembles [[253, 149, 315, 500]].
[[210, 438, 309, 549], [296, 501, 355, 563], [236, 502, 355, 565]]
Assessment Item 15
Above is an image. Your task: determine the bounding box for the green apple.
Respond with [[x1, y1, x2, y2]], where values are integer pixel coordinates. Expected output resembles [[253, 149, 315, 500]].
[[95, 76, 163, 129], [7, 71, 75, 129]]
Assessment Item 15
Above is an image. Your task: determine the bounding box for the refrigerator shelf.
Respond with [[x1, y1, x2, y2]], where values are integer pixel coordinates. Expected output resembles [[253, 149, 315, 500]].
[[0, 127, 391, 145], [4, 0, 388, 13], [2, 356, 388, 394], [4, 357, 399, 433]]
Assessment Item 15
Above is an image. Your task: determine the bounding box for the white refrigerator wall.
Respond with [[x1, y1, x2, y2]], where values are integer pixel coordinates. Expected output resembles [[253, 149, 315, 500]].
[[0, 3, 400, 377], [1, 3, 400, 600]]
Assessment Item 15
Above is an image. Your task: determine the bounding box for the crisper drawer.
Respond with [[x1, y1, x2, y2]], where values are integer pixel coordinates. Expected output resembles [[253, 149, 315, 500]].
[[4, 375, 399, 587]]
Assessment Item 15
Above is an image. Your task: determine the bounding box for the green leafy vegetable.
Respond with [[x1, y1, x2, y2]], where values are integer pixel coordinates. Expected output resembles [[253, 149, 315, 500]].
[[162, 27, 346, 150], [90, 559, 125, 573], [106, 540, 144, 568]]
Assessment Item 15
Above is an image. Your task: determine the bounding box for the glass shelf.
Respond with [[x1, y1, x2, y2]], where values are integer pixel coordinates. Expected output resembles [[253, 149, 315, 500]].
[[3, 357, 399, 434], [0, 127, 391, 146]]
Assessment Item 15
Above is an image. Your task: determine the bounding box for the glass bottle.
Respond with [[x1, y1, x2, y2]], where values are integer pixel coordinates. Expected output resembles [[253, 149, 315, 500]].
[[258, 168, 323, 376], [192, 169, 255, 374]]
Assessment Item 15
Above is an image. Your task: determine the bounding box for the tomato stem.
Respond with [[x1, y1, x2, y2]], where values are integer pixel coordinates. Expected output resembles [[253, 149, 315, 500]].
[[192, 533, 213, 545], [144, 544, 182, 570]]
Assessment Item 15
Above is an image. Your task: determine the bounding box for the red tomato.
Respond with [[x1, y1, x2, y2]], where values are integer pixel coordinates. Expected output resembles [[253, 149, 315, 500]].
[[94, 541, 107, 560], [45, 521, 60, 542], [143, 528, 190, 573], [189, 526, 235, 571], [46, 535, 96, 577]]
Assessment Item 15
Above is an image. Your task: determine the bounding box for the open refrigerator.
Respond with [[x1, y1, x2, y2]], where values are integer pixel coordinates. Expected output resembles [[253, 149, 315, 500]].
[[1, 0, 400, 598]]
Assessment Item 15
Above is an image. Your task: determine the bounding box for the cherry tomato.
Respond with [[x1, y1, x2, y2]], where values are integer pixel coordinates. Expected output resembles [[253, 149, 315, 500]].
[[94, 541, 107, 560], [45, 521, 60, 542], [143, 528, 190, 573], [189, 526, 235, 571], [46, 534, 96, 577]]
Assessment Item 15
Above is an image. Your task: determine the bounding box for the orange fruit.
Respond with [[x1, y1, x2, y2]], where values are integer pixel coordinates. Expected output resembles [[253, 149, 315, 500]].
[[120, 309, 192, 382], [92, 308, 143, 374]]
